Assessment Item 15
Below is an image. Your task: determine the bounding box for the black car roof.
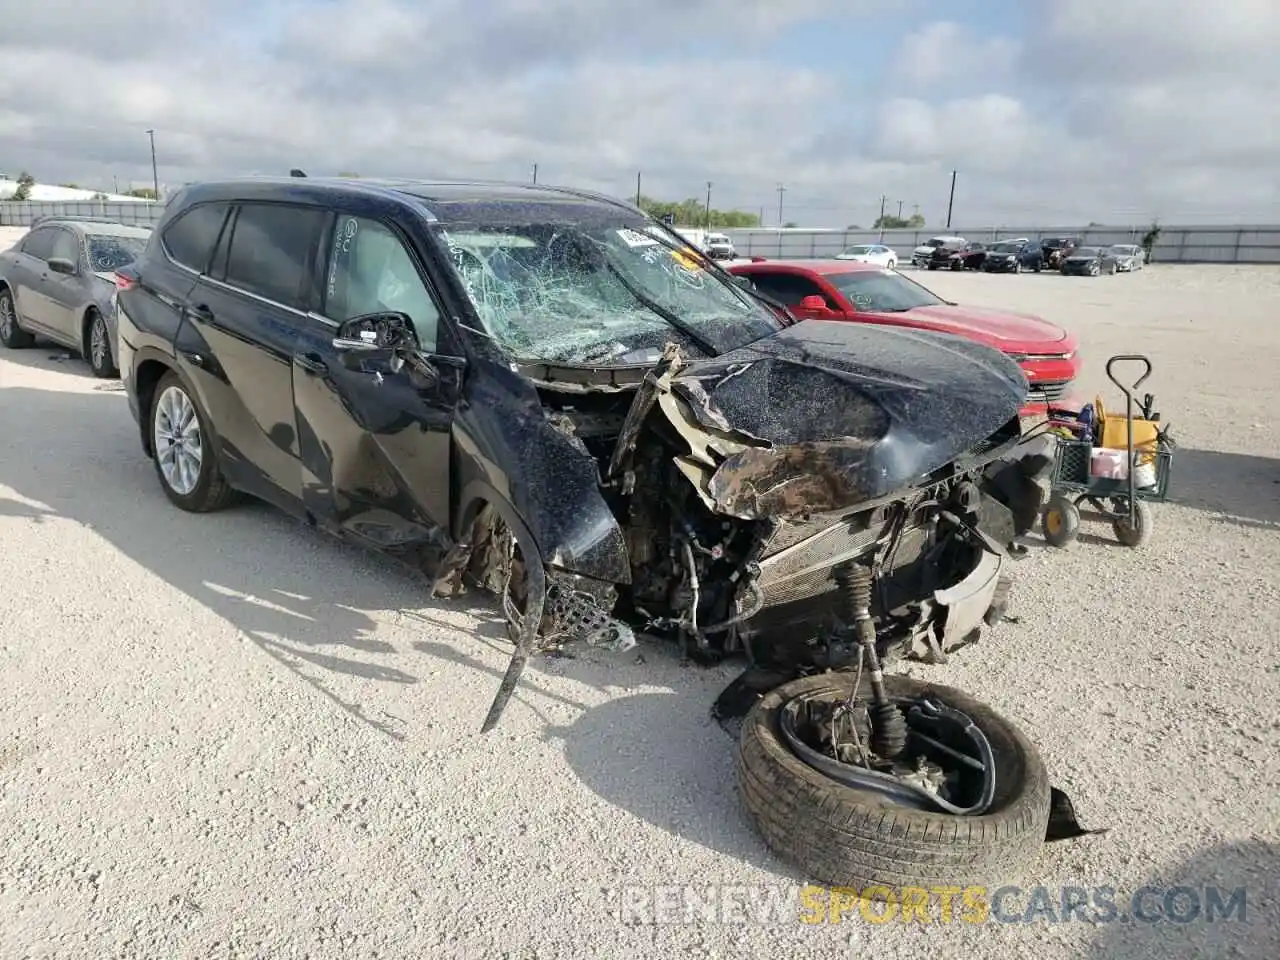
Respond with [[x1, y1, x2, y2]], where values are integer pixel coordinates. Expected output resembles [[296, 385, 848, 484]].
[[168, 177, 644, 223]]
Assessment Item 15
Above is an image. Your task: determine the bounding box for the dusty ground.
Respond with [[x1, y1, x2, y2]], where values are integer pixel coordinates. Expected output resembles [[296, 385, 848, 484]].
[[2, 233, 1278, 958]]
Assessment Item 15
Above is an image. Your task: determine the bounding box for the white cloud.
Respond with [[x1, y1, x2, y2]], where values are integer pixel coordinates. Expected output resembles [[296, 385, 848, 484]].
[[893, 21, 1018, 88], [0, 0, 1277, 225]]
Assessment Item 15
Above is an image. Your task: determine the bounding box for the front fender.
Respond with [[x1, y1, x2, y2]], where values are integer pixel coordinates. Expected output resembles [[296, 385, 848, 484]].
[[451, 359, 631, 585]]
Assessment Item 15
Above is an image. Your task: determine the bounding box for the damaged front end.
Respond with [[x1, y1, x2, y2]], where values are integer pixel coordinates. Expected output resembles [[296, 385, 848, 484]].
[[461, 319, 1056, 734]]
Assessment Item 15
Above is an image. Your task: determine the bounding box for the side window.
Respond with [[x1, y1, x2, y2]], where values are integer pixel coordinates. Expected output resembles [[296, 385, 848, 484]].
[[322, 215, 440, 353], [49, 229, 80, 266], [748, 272, 829, 307], [223, 202, 325, 309], [162, 202, 230, 272], [20, 227, 56, 261]]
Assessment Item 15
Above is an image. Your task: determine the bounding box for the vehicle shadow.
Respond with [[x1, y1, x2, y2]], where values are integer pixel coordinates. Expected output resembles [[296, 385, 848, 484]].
[[1166, 448, 1280, 530], [409, 632, 786, 874], [0, 381, 787, 871], [0, 342, 96, 377], [0, 384, 606, 741], [1084, 839, 1280, 958]]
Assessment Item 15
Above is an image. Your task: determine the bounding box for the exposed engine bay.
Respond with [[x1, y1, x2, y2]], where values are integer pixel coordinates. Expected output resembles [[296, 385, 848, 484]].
[[448, 339, 1055, 682]]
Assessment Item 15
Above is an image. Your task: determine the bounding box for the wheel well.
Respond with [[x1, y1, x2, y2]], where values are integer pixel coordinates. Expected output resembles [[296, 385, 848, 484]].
[[134, 359, 173, 456], [80, 305, 100, 355]]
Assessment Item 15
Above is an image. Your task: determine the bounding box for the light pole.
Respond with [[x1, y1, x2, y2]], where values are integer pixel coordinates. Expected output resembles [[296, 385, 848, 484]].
[[705, 181, 712, 230], [145, 129, 159, 200]]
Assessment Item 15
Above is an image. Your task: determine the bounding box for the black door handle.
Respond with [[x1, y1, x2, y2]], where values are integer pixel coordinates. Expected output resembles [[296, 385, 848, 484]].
[[296, 353, 328, 375]]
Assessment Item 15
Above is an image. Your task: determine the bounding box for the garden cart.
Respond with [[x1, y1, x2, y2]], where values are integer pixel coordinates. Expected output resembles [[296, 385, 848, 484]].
[[1041, 354, 1175, 548]]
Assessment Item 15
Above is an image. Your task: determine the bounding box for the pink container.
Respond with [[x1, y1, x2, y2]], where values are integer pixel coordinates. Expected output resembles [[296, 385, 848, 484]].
[[1089, 447, 1129, 479]]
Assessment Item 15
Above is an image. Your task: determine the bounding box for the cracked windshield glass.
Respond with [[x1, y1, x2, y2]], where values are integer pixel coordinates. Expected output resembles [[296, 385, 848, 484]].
[[437, 216, 779, 364]]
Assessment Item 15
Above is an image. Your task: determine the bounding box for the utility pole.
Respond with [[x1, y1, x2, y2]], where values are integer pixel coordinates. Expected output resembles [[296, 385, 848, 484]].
[[945, 169, 957, 229], [113, 176, 119, 194], [635, 171, 641, 206], [531, 163, 538, 184], [897, 200, 904, 219], [913, 203, 919, 218], [776, 183, 786, 226], [145, 129, 158, 200], [705, 181, 713, 230], [878, 195, 887, 240]]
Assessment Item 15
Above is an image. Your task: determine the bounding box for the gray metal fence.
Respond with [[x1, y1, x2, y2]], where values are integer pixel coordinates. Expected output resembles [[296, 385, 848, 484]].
[[4, 200, 1280, 263], [720, 225, 1280, 264], [0, 200, 163, 227]]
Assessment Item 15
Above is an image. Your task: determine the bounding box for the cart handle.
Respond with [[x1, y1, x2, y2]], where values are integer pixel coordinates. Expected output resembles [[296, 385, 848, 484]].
[[1106, 354, 1152, 394]]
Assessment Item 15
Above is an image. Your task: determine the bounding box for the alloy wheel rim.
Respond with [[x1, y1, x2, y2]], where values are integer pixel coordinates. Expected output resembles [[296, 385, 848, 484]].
[[91, 317, 107, 367], [0, 296, 12, 337], [154, 385, 203, 495]]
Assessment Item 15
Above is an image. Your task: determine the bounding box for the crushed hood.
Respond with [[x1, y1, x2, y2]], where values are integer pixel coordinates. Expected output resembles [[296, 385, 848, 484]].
[[617, 320, 1028, 520]]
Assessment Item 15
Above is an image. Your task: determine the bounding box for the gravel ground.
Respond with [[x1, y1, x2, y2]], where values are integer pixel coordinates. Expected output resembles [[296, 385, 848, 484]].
[[2, 238, 1278, 957]]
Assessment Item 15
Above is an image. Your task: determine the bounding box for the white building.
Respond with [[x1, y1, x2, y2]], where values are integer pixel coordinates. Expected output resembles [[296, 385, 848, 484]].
[[0, 177, 151, 202]]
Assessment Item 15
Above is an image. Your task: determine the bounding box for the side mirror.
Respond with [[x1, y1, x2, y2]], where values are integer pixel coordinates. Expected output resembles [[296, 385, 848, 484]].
[[47, 257, 76, 275], [332, 311, 416, 353], [798, 295, 832, 313]]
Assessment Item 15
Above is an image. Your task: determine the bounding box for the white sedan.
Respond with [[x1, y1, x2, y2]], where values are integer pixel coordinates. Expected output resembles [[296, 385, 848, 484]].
[[835, 243, 898, 268]]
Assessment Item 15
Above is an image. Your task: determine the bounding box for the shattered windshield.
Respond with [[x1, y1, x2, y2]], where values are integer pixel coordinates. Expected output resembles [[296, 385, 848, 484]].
[[87, 234, 147, 272], [432, 211, 779, 364], [825, 270, 947, 312]]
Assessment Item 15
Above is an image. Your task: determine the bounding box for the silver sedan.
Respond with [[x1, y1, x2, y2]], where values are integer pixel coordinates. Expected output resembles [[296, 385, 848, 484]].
[[1108, 244, 1146, 272]]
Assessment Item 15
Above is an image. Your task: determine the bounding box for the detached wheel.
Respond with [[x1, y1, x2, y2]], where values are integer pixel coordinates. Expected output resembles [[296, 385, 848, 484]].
[[737, 672, 1051, 889], [150, 370, 234, 512], [85, 309, 116, 378], [1112, 500, 1153, 548], [1042, 495, 1081, 547], [0, 289, 35, 348]]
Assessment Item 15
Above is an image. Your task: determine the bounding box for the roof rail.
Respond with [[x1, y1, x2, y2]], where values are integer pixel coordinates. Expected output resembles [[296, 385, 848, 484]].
[[29, 214, 152, 229]]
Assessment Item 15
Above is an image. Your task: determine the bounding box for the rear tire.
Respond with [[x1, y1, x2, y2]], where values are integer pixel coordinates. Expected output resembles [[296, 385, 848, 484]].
[[0, 289, 35, 348], [149, 369, 235, 513], [85, 310, 117, 379], [737, 672, 1051, 889]]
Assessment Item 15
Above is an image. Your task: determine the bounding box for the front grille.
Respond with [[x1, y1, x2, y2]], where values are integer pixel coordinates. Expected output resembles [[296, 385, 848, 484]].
[[1026, 379, 1070, 404]]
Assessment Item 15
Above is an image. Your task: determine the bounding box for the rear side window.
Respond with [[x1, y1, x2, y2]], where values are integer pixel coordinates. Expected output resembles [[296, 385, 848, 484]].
[[163, 202, 231, 271], [223, 202, 325, 308], [49, 228, 80, 265], [745, 272, 831, 307], [20, 227, 56, 260]]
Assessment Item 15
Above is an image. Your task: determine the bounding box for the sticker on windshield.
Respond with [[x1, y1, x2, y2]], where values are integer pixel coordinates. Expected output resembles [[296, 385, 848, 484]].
[[670, 248, 704, 272], [617, 228, 659, 247]]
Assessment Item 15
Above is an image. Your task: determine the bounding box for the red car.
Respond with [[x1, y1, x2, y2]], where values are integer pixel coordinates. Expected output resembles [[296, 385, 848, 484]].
[[727, 259, 1080, 417]]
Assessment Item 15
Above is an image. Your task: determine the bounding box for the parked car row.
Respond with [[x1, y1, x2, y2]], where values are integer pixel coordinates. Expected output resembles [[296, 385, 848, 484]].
[[0, 176, 1081, 891], [897, 234, 1148, 276]]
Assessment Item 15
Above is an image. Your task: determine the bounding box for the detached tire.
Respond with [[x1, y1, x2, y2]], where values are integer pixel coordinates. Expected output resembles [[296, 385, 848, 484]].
[[737, 672, 1050, 890]]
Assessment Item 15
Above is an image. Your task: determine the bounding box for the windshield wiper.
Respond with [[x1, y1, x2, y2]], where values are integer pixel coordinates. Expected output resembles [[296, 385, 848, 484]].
[[602, 261, 720, 356]]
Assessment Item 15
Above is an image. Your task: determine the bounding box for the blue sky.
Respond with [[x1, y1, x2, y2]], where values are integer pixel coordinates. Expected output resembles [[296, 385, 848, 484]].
[[2, 0, 1277, 226]]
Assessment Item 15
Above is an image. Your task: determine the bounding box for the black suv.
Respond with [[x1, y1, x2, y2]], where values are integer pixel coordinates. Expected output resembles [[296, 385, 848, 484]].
[[116, 176, 1049, 727]]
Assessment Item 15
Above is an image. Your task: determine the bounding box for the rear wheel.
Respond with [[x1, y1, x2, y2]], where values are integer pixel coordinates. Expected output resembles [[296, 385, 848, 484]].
[[85, 310, 116, 378], [150, 370, 235, 512], [0, 289, 35, 348]]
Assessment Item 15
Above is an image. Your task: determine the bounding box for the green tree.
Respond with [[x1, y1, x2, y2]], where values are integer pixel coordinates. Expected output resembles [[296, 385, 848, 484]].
[[873, 212, 925, 229], [59, 182, 81, 189], [1141, 219, 1161, 262], [126, 187, 157, 200], [11, 170, 35, 201], [636, 195, 760, 228]]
